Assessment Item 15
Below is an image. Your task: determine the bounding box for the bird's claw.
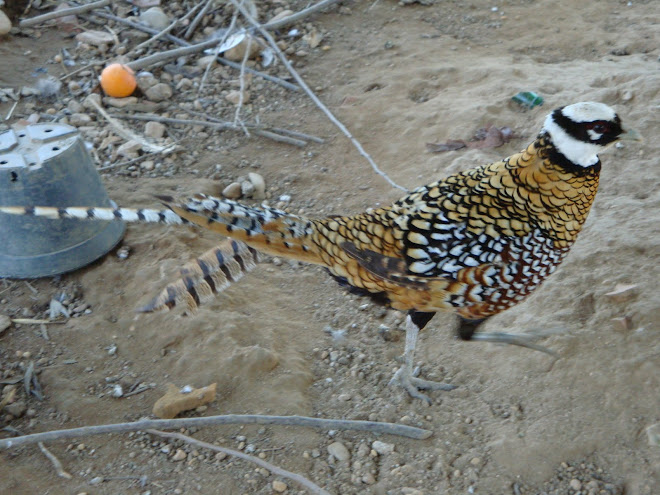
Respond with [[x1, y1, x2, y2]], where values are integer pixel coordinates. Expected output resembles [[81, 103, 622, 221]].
[[389, 367, 456, 405]]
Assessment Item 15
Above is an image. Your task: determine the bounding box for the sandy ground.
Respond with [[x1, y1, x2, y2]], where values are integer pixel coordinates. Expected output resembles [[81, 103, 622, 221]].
[[1, 1, 659, 494]]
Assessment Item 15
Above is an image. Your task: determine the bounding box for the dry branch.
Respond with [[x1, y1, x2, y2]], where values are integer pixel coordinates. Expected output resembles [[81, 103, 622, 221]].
[[0, 414, 433, 449]]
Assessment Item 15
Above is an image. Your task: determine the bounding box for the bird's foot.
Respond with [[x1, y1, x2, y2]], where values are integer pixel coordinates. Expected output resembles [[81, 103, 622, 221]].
[[389, 366, 456, 405]]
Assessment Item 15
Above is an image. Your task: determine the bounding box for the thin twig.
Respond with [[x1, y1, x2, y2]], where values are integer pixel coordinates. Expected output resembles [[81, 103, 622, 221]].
[[0, 414, 433, 449], [38, 442, 72, 479], [59, 62, 95, 81], [126, 38, 221, 71], [113, 114, 307, 147], [148, 429, 331, 495], [19, 0, 113, 27], [5, 98, 20, 121], [233, 34, 252, 134], [230, 0, 407, 192], [199, 13, 238, 94], [97, 152, 160, 172], [184, 0, 214, 40], [261, 0, 342, 31], [185, 109, 325, 143], [268, 127, 325, 143]]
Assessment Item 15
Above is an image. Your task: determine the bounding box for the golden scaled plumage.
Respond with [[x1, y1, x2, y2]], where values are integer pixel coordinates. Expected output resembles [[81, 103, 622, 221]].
[[296, 135, 600, 313]]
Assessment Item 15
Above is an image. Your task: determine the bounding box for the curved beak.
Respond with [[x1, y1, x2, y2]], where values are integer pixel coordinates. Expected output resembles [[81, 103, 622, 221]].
[[619, 126, 642, 142]]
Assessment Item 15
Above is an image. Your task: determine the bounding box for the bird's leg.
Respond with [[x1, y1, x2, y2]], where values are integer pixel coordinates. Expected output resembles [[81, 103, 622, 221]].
[[458, 317, 558, 357], [389, 311, 456, 404]]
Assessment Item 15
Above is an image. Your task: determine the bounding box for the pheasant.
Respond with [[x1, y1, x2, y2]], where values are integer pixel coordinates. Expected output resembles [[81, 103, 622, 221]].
[[0, 102, 641, 403]]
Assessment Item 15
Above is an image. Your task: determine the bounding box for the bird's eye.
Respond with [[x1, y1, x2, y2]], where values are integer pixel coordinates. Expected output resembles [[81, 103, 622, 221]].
[[586, 121, 608, 134]]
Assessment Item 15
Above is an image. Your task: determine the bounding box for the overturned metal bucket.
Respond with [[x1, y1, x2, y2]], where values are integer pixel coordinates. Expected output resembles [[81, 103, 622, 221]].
[[0, 123, 125, 278]]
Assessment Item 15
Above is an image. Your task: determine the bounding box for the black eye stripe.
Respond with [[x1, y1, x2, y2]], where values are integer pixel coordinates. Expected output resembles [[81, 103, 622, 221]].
[[551, 108, 622, 145]]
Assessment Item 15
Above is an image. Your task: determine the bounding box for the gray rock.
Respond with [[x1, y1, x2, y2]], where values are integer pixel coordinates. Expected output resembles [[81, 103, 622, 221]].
[[139, 7, 170, 30], [145, 121, 166, 139], [372, 440, 394, 455], [222, 182, 242, 199], [248, 172, 266, 199], [0, 10, 12, 36], [144, 83, 173, 102], [104, 96, 138, 108], [69, 113, 92, 126], [328, 441, 350, 461], [241, 180, 255, 198], [136, 72, 158, 91], [4, 400, 27, 418], [117, 140, 142, 158], [0, 314, 11, 334], [76, 30, 115, 47], [83, 93, 102, 110]]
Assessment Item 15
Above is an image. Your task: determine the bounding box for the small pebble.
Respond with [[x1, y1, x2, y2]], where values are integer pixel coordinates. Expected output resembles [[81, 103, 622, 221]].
[[139, 7, 170, 30], [371, 440, 394, 455], [225, 89, 250, 105], [83, 93, 102, 110], [569, 479, 582, 490], [172, 449, 187, 461], [0, 314, 11, 334], [144, 83, 173, 102], [0, 10, 12, 35], [327, 442, 350, 461], [222, 182, 242, 199], [248, 172, 266, 199], [117, 140, 142, 158], [104, 96, 138, 108], [272, 480, 287, 492], [362, 472, 376, 484], [145, 121, 166, 139]]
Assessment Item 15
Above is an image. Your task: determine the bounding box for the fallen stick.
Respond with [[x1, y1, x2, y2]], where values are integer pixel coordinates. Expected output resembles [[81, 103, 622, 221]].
[[148, 429, 331, 495], [19, 0, 113, 27], [230, 0, 407, 192], [261, 0, 342, 31], [0, 414, 433, 449]]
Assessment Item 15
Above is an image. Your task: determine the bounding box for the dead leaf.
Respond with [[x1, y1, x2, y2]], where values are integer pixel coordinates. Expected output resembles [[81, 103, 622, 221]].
[[427, 124, 517, 153]]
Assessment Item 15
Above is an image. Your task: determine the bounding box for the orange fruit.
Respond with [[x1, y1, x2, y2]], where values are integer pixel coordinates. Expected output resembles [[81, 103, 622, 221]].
[[100, 63, 137, 98]]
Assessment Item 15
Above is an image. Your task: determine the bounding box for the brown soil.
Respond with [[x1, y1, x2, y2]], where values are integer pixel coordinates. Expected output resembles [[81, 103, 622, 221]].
[[1, 1, 659, 494]]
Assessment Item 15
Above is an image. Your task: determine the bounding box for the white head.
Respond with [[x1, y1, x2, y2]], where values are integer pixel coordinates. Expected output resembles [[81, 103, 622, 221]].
[[541, 102, 640, 168]]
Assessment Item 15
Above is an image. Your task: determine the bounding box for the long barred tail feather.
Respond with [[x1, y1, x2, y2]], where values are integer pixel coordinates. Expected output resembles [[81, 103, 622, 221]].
[[0, 205, 186, 225], [137, 239, 261, 313], [161, 194, 324, 264]]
